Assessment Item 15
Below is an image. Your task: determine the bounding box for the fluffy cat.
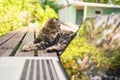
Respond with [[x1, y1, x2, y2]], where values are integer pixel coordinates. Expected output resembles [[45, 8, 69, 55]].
[[22, 18, 78, 52]]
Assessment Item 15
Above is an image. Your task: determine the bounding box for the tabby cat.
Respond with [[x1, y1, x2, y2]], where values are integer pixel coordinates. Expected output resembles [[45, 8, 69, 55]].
[[22, 18, 77, 52]]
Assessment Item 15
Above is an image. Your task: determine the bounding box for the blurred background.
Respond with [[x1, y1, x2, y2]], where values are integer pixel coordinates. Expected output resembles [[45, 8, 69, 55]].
[[0, 0, 120, 80]]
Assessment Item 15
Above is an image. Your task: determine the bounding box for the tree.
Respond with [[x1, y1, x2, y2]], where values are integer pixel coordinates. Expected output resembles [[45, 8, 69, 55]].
[[112, 0, 120, 5], [99, 0, 109, 3], [40, 0, 59, 13], [0, 0, 58, 36]]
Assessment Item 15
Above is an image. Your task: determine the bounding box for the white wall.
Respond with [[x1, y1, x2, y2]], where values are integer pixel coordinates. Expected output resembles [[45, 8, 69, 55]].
[[59, 6, 76, 24]]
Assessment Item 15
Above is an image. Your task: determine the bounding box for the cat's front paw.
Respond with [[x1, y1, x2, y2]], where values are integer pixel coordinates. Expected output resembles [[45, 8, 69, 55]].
[[46, 47, 58, 52], [21, 42, 37, 52], [21, 45, 32, 52]]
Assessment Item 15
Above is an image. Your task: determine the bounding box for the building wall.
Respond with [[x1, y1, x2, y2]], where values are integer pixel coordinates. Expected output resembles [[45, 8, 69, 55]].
[[59, 5, 120, 24], [103, 8, 120, 14], [59, 6, 76, 24], [85, 7, 120, 18], [85, 7, 103, 18]]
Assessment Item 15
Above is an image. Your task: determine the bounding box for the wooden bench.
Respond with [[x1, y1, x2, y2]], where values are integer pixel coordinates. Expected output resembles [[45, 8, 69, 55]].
[[0, 26, 70, 80], [0, 27, 57, 57], [0, 22, 79, 80], [0, 28, 27, 56]]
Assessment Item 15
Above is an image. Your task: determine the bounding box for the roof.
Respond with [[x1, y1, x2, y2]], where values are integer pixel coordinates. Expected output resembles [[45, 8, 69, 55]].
[[75, 2, 120, 8], [59, 1, 120, 8]]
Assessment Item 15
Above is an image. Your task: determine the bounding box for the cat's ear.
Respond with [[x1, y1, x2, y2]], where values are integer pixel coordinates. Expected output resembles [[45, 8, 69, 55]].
[[50, 17, 57, 23], [57, 22, 61, 27]]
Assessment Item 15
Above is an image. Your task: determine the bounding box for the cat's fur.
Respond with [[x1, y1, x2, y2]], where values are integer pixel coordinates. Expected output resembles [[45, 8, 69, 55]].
[[22, 18, 77, 52]]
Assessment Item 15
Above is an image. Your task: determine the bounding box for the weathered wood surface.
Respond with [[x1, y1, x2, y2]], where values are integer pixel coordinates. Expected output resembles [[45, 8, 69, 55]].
[[38, 50, 57, 57], [15, 27, 35, 56], [0, 27, 69, 80], [0, 29, 18, 46], [0, 27, 58, 57], [0, 28, 27, 56], [0, 21, 78, 80]]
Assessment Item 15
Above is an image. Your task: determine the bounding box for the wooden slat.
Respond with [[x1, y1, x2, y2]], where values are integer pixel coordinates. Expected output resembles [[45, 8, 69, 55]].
[[38, 50, 57, 57], [0, 29, 18, 46], [15, 27, 35, 56], [0, 49, 13, 56], [0, 28, 27, 56]]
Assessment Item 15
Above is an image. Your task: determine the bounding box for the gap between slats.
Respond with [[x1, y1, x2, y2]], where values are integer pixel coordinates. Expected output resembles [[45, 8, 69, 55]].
[[20, 59, 60, 80]]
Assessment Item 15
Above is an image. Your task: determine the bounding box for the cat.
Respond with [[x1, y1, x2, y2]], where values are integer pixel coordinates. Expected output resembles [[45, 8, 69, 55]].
[[22, 18, 78, 52]]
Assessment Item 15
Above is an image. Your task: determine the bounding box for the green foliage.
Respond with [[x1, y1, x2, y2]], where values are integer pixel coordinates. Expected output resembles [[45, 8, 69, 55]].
[[0, 0, 21, 36], [105, 48, 120, 68], [41, 0, 59, 13], [83, 14, 120, 69], [99, 0, 109, 3], [40, 6, 58, 25], [84, 0, 97, 2], [84, 0, 109, 4], [61, 17, 120, 79], [112, 0, 120, 5], [0, 0, 58, 36], [61, 28, 105, 79], [84, 0, 120, 4]]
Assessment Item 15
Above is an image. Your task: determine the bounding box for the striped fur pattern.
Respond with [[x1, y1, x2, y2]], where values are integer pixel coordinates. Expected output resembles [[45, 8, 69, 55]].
[[22, 18, 76, 52]]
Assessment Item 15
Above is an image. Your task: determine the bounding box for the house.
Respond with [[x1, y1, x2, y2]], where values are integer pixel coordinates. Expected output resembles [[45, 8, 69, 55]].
[[58, 1, 120, 25]]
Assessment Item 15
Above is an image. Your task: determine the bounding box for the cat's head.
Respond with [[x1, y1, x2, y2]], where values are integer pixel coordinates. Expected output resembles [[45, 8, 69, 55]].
[[46, 17, 61, 29]]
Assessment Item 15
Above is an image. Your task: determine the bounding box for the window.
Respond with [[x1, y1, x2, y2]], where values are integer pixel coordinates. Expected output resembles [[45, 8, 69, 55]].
[[95, 10, 101, 14]]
